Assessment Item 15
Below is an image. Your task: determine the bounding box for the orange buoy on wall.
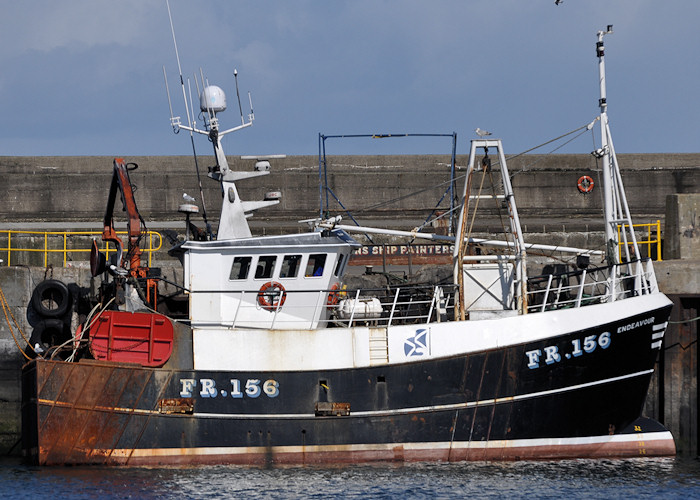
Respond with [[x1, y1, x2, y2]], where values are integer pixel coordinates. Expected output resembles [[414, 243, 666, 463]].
[[577, 175, 595, 193]]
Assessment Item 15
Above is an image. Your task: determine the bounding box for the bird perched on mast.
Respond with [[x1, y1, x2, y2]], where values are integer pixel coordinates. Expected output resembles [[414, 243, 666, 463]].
[[475, 128, 492, 137]]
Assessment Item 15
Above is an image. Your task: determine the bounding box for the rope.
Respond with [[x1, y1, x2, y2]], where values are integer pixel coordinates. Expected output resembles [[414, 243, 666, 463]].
[[669, 315, 700, 325], [487, 167, 513, 251], [466, 167, 489, 239], [58, 297, 115, 362], [0, 285, 32, 360]]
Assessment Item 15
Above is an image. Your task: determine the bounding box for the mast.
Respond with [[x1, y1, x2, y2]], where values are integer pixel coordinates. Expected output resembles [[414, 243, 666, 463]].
[[597, 26, 615, 264], [596, 25, 642, 269], [163, 1, 279, 241]]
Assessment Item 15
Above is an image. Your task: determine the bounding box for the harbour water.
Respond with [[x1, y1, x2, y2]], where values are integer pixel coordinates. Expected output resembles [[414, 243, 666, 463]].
[[1, 457, 699, 499]]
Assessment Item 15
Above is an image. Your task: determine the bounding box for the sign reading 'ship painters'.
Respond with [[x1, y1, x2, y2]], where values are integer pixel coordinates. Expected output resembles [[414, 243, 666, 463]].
[[351, 244, 454, 265]]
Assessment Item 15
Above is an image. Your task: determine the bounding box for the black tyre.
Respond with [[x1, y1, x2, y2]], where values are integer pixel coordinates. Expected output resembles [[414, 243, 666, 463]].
[[27, 318, 69, 357], [31, 279, 71, 318]]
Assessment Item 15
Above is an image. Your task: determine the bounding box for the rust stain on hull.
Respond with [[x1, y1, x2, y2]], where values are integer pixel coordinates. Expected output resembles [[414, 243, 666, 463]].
[[24, 358, 171, 465]]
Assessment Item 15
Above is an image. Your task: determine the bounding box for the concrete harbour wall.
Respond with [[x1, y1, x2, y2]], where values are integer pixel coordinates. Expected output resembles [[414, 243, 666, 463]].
[[0, 153, 697, 234]]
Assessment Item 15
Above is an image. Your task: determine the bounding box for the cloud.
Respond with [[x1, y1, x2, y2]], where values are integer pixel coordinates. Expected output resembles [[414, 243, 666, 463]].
[[1, 0, 699, 155], [0, 1, 158, 56]]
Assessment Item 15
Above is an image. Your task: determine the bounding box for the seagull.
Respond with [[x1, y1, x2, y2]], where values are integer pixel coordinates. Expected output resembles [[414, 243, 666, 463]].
[[475, 128, 492, 137], [183, 193, 196, 203], [555, 0, 562, 4]]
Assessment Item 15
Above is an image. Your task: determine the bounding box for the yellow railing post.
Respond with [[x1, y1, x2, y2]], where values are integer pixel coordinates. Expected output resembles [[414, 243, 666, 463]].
[[43, 232, 48, 268], [63, 233, 68, 267]]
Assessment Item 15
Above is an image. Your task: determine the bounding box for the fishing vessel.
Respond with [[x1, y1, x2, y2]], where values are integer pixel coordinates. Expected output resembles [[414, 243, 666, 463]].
[[21, 25, 675, 465]]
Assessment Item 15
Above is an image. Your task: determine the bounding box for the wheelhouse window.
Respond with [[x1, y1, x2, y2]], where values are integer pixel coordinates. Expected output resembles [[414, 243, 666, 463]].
[[255, 256, 277, 279], [229, 256, 252, 280], [305, 254, 327, 277], [333, 254, 346, 277], [280, 254, 302, 278]]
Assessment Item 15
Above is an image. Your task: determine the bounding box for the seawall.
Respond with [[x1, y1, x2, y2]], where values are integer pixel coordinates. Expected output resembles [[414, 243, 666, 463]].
[[1, 154, 697, 234]]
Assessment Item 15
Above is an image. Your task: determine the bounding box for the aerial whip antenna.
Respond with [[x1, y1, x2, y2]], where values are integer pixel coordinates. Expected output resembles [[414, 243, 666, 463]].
[[165, 0, 213, 239], [162, 67, 176, 130], [234, 69, 245, 125]]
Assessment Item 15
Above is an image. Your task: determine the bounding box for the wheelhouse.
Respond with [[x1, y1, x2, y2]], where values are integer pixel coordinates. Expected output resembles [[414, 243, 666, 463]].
[[182, 229, 360, 329]]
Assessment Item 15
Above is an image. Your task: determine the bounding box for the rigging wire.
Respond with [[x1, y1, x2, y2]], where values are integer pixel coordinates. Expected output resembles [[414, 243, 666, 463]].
[[506, 119, 599, 164], [338, 120, 598, 220], [166, 0, 212, 239]]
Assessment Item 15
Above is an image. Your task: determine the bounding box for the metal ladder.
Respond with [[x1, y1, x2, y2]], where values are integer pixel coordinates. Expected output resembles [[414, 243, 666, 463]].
[[453, 139, 528, 316], [368, 328, 389, 365]]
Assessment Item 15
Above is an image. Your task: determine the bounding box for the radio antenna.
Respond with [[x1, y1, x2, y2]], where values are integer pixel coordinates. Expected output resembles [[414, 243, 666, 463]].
[[165, 0, 212, 238], [234, 69, 245, 125]]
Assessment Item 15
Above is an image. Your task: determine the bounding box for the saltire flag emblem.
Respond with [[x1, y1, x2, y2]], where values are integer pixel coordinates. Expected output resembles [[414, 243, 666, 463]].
[[404, 328, 428, 357]]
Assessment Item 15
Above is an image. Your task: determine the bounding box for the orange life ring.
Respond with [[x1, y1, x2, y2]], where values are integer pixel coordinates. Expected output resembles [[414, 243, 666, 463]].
[[577, 175, 594, 193], [257, 281, 287, 311], [327, 283, 340, 306]]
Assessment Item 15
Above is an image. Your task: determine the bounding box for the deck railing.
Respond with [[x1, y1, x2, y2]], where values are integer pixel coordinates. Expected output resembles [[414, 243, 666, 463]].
[[187, 284, 458, 330], [187, 260, 658, 330], [0, 230, 163, 267], [526, 259, 658, 314], [328, 284, 457, 327]]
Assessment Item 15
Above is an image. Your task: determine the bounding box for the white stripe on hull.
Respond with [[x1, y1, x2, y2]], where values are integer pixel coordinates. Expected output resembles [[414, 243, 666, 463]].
[[87, 430, 676, 465]]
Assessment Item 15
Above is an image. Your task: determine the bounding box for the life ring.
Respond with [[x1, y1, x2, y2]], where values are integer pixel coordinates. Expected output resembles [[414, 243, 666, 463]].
[[327, 283, 340, 306], [577, 175, 595, 194], [31, 279, 72, 318], [257, 281, 287, 311]]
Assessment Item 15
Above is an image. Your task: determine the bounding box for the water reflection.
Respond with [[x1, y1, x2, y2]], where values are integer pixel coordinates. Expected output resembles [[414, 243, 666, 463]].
[[1, 457, 698, 499]]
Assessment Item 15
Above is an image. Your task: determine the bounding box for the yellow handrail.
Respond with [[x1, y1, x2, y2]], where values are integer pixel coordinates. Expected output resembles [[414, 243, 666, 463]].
[[617, 220, 662, 262], [0, 230, 163, 267]]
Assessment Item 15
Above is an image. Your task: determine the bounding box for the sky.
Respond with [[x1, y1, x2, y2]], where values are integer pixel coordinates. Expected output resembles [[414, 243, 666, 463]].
[[0, 0, 698, 158]]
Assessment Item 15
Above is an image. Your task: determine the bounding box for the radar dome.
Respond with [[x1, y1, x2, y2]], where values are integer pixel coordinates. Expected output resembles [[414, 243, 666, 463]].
[[200, 85, 227, 113]]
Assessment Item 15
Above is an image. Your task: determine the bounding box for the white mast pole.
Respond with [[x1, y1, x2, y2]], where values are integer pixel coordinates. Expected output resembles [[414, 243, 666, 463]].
[[597, 25, 616, 265]]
